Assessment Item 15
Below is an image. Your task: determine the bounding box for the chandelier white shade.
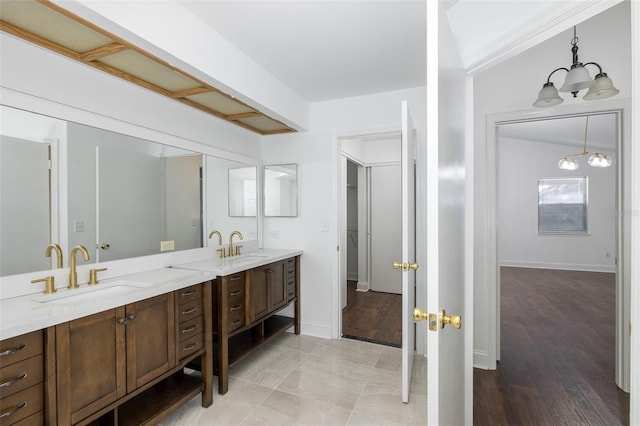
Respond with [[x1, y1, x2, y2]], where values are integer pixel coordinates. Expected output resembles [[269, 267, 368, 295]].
[[534, 27, 619, 107]]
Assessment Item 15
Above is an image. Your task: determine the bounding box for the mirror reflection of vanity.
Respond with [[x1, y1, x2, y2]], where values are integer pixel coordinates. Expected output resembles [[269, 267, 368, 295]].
[[0, 105, 258, 277]]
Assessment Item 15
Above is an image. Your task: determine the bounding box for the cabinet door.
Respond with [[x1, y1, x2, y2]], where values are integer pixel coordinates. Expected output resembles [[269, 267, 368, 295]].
[[56, 308, 126, 425], [269, 261, 287, 311], [126, 294, 175, 393], [248, 266, 269, 323]]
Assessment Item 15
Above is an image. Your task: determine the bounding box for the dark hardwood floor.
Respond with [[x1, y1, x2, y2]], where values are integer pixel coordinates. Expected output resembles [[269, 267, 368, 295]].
[[342, 280, 402, 347], [474, 267, 630, 425]]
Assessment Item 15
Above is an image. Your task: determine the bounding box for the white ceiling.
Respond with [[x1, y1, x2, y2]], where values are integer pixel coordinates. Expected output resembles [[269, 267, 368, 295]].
[[178, 1, 426, 103]]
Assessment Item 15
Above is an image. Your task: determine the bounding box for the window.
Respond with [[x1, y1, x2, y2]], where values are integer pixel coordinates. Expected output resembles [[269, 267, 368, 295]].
[[538, 177, 588, 233]]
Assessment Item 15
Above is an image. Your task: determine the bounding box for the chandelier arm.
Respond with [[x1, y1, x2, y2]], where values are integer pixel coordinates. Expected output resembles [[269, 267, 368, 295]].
[[546, 67, 569, 83], [583, 61, 604, 77]]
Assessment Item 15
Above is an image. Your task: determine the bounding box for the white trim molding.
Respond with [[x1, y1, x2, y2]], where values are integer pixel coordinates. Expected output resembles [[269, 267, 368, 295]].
[[465, 0, 625, 75]]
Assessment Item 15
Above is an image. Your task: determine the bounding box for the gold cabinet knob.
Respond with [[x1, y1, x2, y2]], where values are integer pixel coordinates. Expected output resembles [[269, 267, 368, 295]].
[[440, 309, 462, 329], [100, 243, 110, 250]]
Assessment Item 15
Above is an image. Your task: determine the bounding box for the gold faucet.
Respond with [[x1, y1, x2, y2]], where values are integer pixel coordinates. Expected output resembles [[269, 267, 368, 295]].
[[69, 245, 90, 289], [208, 230, 222, 245], [45, 243, 63, 269], [228, 231, 243, 257]]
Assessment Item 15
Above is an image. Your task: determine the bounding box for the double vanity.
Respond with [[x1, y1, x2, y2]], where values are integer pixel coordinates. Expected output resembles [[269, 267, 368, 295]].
[[0, 249, 301, 425]]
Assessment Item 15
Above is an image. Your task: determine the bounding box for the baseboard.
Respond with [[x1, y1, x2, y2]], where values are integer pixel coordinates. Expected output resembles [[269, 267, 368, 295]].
[[356, 280, 370, 292], [473, 349, 494, 370], [347, 272, 358, 281], [300, 321, 332, 339], [500, 260, 616, 273]]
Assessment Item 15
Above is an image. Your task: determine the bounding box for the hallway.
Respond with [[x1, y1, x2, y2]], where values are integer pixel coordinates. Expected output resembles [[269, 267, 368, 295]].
[[342, 280, 402, 347], [474, 267, 629, 425]]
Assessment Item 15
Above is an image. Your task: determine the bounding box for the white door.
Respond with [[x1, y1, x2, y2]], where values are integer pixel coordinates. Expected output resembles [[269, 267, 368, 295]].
[[97, 146, 163, 262], [400, 101, 416, 403], [423, 1, 471, 424], [371, 164, 402, 294]]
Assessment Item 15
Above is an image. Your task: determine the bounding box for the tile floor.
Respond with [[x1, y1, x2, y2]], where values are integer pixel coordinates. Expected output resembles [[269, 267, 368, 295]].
[[160, 333, 427, 425]]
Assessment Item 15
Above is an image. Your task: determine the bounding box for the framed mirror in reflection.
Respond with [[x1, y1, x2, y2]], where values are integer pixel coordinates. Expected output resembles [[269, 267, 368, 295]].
[[264, 164, 298, 217], [0, 105, 259, 277]]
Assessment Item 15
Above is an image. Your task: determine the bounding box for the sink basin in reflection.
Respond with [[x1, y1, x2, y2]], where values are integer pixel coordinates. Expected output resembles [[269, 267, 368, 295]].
[[32, 280, 152, 305]]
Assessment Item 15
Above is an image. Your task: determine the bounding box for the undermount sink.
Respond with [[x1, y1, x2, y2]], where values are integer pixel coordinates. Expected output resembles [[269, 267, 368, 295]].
[[225, 254, 268, 263], [32, 280, 152, 305]]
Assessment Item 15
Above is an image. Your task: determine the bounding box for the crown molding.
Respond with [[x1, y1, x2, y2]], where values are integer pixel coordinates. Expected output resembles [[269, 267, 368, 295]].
[[464, 0, 624, 75]]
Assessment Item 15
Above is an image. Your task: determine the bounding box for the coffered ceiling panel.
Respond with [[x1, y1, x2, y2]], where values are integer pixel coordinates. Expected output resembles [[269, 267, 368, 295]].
[[0, 0, 294, 135]]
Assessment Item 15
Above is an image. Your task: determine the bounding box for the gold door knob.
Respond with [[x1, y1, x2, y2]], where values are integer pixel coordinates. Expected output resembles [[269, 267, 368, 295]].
[[393, 262, 419, 271], [440, 309, 462, 329], [413, 307, 428, 321]]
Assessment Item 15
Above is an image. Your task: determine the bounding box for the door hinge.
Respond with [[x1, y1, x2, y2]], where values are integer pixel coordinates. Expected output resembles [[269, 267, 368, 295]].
[[337, 245, 340, 252]]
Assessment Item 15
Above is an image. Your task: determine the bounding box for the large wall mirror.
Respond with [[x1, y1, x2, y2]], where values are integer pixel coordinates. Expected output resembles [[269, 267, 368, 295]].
[[0, 105, 258, 277], [264, 164, 298, 217]]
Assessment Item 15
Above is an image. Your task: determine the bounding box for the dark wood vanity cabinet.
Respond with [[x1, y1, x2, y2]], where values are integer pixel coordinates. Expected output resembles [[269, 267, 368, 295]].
[[54, 282, 212, 425], [215, 256, 300, 394], [0, 329, 50, 425]]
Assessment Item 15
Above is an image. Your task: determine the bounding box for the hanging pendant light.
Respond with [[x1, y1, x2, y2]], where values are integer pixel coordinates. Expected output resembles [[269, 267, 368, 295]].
[[533, 27, 619, 107], [558, 116, 612, 170]]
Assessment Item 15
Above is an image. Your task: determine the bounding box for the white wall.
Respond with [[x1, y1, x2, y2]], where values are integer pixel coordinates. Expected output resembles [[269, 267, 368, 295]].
[[473, 2, 631, 367], [261, 86, 426, 338], [498, 137, 616, 272]]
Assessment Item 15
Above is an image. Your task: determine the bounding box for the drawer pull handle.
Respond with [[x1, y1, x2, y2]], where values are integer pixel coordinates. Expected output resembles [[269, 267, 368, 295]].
[[230, 276, 242, 281], [128, 314, 137, 322], [182, 307, 198, 315], [118, 318, 128, 325], [231, 320, 241, 326], [181, 290, 197, 297], [0, 372, 27, 388], [182, 325, 199, 334], [0, 344, 26, 357], [230, 290, 241, 296], [183, 343, 197, 352], [0, 401, 26, 419], [230, 305, 241, 312]]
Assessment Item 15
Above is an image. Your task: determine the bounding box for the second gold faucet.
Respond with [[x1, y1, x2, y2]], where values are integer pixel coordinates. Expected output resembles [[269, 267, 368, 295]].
[[69, 245, 90, 289]]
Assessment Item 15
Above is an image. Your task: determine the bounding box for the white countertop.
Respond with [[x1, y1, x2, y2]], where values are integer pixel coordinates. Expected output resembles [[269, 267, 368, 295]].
[[0, 267, 216, 340], [0, 248, 302, 341], [172, 248, 303, 275]]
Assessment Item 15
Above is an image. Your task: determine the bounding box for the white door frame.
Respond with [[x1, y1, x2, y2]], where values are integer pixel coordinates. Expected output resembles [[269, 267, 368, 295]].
[[485, 99, 631, 391], [333, 127, 427, 356]]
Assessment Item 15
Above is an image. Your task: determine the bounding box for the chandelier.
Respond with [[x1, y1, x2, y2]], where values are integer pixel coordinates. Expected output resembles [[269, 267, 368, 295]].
[[534, 26, 619, 107], [558, 116, 612, 170]]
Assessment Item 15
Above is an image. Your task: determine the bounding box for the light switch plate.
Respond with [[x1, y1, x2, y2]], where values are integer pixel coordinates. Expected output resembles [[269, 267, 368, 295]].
[[160, 240, 175, 251]]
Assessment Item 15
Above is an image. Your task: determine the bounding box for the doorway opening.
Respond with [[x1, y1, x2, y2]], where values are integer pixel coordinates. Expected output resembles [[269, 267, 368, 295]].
[[475, 110, 631, 423], [339, 132, 403, 347]]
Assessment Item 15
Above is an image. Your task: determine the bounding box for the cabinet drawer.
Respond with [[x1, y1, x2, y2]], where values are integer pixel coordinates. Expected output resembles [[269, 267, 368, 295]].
[[0, 332, 42, 369], [8, 411, 43, 426], [177, 285, 202, 305], [227, 307, 245, 333], [177, 334, 203, 360], [177, 299, 202, 322], [228, 283, 244, 302], [0, 355, 43, 399], [178, 316, 203, 343], [0, 384, 43, 425]]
